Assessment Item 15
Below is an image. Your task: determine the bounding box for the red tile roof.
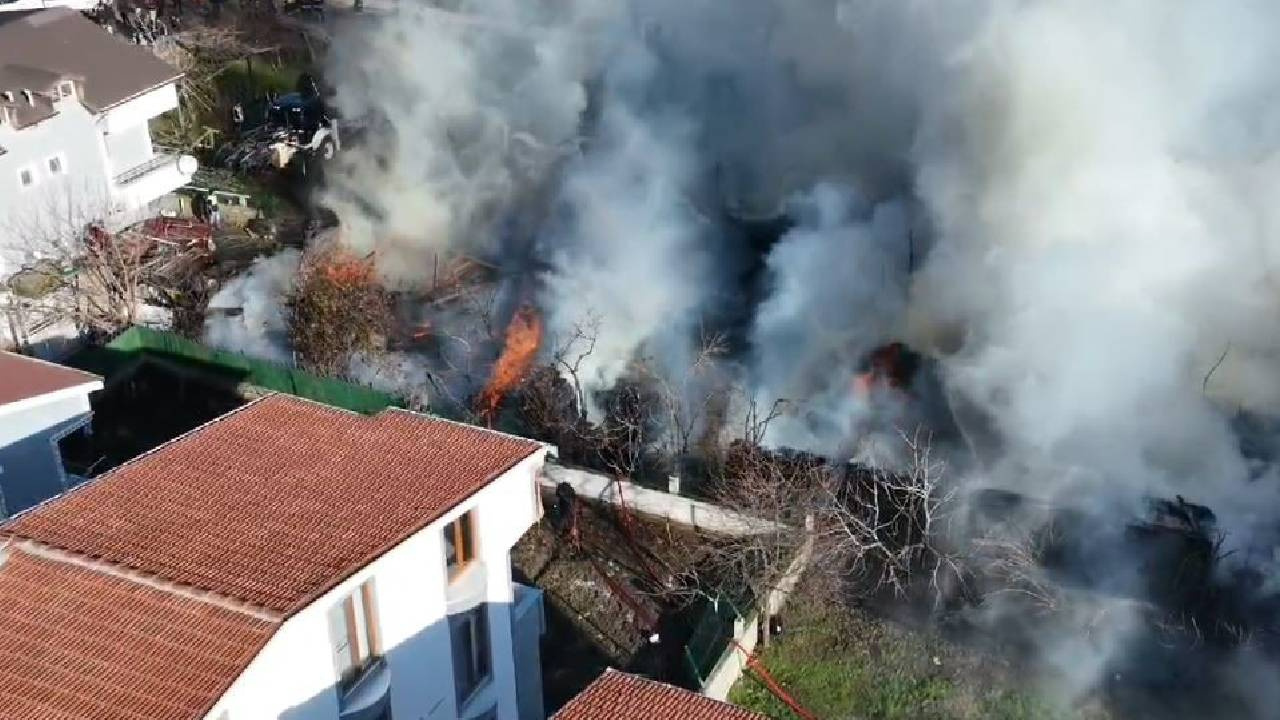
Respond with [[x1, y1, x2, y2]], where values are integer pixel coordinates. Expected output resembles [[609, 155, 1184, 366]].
[[0, 545, 274, 720], [0, 351, 100, 408], [553, 669, 769, 720], [3, 394, 544, 614]]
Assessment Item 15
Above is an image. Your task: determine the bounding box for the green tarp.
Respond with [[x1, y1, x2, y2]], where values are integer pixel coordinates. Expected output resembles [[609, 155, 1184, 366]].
[[68, 326, 405, 415]]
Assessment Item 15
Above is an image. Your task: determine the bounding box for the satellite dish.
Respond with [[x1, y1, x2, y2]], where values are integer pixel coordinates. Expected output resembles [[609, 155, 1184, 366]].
[[177, 154, 199, 176]]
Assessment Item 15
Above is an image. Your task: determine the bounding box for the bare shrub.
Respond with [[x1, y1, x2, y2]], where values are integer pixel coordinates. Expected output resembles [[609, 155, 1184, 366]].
[[817, 429, 966, 604]]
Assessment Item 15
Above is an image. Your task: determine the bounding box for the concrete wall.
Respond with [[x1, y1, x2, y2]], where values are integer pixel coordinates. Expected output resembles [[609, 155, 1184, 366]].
[[541, 464, 785, 537], [700, 535, 813, 702], [205, 448, 549, 720], [0, 391, 95, 518]]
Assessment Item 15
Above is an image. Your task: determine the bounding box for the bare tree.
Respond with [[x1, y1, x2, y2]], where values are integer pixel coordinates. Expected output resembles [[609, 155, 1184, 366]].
[[1, 183, 188, 342], [816, 428, 967, 605], [149, 28, 278, 152]]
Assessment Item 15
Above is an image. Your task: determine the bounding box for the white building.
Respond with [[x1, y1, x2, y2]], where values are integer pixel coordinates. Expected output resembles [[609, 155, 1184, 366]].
[[0, 394, 550, 720], [0, 8, 197, 279], [0, 0, 102, 12], [0, 350, 101, 517]]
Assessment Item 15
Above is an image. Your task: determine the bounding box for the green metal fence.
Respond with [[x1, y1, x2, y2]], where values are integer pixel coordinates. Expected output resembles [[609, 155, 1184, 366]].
[[68, 326, 405, 415], [682, 588, 756, 687]]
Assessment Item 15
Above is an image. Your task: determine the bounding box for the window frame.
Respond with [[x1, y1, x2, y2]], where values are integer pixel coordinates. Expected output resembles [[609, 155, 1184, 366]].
[[17, 165, 36, 189], [330, 578, 383, 690], [46, 153, 66, 176], [444, 510, 476, 581], [451, 604, 492, 707]]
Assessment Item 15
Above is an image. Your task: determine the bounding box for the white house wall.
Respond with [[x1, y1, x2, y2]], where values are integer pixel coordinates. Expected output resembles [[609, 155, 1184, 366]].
[[0, 80, 183, 272], [102, 123, 153, 178], [0, 97, 113, 265], [205, 448, 548, 720], [98, 83, 178, 137]]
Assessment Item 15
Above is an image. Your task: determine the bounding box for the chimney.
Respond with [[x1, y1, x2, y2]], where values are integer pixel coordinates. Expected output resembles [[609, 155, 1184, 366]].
[[1, 91, 12, 103], [20, 90, 33, 106]]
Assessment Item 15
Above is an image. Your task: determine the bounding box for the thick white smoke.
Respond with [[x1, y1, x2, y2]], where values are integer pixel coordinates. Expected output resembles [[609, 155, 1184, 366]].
[[749, 183, 912, 458], [906, 0, 1280, 526], [537, 41, 713, 398], [204, 0, 1280, 707], [320, 0, 607, 287], [203, 249, 300, 364]]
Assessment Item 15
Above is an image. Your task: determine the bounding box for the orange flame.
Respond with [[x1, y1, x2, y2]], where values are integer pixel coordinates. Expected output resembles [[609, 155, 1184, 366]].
[[853, 342, 911, 398], [476, 306, 543, 425], [302, 247, 378, 288]]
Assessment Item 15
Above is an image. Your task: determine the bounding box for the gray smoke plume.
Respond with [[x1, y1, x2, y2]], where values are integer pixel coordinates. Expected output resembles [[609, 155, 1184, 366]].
[[209, 0, 1280, 710], [749, 183, 913, 459], [320, 0, 607, 288], [536, 40, 714, 400]]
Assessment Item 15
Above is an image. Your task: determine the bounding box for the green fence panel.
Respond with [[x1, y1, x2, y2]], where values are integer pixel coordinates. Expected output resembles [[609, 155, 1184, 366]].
[[681, 590, 755, 687], [69, 326, 406, 415]]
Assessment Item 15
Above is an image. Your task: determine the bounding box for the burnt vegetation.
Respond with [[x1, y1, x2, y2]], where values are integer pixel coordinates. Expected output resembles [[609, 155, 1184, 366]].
[[287, 246, 393, 377]]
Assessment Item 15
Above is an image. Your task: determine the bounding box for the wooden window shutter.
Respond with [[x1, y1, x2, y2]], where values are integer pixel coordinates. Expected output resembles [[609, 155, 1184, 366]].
[[343, 595, 360, 668], [361, 579, 382, 656]]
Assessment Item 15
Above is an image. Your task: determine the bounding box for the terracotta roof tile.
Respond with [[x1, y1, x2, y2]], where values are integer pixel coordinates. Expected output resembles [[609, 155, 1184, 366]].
[[0, 546, 273, 720], [0, 352, 100, 408], [2, 394, 544, 614], [553, 669, 769, 720]]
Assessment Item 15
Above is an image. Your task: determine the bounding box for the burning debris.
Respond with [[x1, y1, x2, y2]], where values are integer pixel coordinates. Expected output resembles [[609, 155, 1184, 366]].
[[287, 244, 392, 376], [476, 305, 543, 425]]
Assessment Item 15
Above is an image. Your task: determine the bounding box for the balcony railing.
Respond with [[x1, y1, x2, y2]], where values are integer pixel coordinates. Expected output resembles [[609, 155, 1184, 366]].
[[113, 153, 176, 187]]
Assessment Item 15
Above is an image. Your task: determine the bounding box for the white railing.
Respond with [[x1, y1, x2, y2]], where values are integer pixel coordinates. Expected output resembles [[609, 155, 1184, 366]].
[[113, 153, 175, 187]]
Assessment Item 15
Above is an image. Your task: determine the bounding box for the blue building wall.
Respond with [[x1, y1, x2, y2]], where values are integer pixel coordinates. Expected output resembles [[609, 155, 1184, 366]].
[[0, 395, 93, 518]]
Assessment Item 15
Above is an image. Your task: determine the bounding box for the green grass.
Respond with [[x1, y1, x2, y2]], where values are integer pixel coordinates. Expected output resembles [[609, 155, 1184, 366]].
[[728, 593, 1100, 720], [216, 57, 304, 99]]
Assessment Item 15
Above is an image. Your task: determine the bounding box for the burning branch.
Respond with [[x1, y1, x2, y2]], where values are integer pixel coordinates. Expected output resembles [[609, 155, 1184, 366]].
[[475, 305, 543, 426]]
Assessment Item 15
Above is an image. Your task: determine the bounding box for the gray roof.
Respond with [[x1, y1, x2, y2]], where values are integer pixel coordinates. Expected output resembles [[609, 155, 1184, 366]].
[[0, 9, 180, 113]]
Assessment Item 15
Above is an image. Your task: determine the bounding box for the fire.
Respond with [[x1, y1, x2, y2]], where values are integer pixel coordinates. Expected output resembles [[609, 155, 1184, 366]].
[[476, 305, 544, 425], [302, 247, 378, 288], [853, 342, 914, 398], [323, 257, 377, 286]]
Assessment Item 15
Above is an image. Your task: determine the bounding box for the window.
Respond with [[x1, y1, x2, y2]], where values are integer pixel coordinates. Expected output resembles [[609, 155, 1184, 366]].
[[444, 510, 476, 579], [450, 605, 491, 705], [17, 166, 35, 188], [47, 155, 64, 175], [58, 81, 74, 99], [327, 578, 382, 688]]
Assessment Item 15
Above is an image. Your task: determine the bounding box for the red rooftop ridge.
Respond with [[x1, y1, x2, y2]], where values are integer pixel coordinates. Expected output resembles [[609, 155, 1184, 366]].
[[553, 669, 769, 720], [2, 394, 545, 615]]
